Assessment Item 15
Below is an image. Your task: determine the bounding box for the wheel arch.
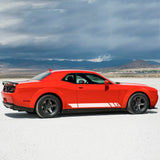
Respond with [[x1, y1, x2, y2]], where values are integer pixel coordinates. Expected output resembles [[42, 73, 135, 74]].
[[121, 89, 151, 109], [35, 92, 63, 112], [29, 88, 67, 111], [126, 91, 150, 109]]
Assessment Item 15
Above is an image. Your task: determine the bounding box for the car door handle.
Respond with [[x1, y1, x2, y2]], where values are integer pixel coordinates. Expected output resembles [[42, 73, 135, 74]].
[[79, 87, 83, 89]]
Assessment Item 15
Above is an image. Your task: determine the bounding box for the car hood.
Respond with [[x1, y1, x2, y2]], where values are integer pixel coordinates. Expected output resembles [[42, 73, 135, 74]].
[[117, 82, 148, 87]]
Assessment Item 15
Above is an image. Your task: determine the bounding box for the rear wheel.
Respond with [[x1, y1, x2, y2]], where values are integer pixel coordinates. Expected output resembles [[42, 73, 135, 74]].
[[127, 93, 149, 114], [36, 94, 61, 118]]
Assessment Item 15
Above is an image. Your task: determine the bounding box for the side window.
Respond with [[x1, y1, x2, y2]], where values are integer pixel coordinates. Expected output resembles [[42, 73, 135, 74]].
[[76, 73, 105, 84], [62, 74, 76, 83], [85, 74, 105, 84], [76, 75, 88, 84]]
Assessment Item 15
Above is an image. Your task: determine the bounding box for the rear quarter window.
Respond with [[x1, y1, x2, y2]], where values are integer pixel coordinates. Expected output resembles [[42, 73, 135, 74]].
[[32, 71, 51, 80]]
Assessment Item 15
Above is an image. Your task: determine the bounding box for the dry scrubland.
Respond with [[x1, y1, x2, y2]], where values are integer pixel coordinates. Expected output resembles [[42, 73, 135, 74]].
[[102, 68, 160, 78], [1, 67, 160, 78], [0, 78, 160, 160], [0, 68, 43, 78]]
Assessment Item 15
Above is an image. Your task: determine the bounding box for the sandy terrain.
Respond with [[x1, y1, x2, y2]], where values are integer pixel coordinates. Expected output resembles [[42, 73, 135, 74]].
[[0, 78, 159, 160]]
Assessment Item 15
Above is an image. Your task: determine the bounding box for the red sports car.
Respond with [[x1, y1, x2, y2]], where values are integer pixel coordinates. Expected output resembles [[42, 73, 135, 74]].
[[1, 70, 158, 118]]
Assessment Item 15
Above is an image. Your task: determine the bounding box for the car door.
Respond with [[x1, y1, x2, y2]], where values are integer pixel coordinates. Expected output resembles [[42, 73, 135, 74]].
[[76, 73, 106, 108], [76, 73, 120, 108]]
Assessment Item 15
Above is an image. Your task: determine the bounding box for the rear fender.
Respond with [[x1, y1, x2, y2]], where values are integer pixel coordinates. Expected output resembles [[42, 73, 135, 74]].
[[29, 88, 67, 109]]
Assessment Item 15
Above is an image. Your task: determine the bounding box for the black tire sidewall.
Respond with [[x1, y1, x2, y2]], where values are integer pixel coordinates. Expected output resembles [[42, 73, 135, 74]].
[[36, 95, 61, 118], [127, 93, 149, 114]]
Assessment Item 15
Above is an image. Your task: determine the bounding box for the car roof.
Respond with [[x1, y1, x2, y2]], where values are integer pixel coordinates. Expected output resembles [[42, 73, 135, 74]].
[[50, 69, 97, 74], [44, 69, 112, 83]]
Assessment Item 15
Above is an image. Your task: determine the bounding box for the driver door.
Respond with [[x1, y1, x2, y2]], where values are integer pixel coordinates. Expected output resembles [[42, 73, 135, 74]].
[[76, 73, 107, 108]]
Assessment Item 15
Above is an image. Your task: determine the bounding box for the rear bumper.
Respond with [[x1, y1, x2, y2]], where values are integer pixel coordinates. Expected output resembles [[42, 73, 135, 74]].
[[3, 102, 34, 112]]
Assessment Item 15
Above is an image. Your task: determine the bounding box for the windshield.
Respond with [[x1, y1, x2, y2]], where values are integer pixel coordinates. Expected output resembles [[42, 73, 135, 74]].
[[32, 71, 51, 80]]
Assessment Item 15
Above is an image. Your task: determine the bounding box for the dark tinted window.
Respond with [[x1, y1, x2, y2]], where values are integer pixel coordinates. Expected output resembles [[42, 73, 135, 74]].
[[76, 74, 88, 84], [32, 71, 51, 80], [62, 74, 76, 83], [85, 74, 105, 84], [76, 73, 105, 84]]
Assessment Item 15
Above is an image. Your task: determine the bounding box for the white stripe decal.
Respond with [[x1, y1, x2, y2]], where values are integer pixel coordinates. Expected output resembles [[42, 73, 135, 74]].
[[69, 104, 78, 108], [114, 103, 121, 107], [79, 103, 106, 108], [69, 103, 121, 108], [105, 103, 111, 107], [109, 103, 115, 107]]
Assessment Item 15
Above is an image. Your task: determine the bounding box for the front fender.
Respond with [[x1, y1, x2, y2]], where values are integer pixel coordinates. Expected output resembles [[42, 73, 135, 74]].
[[121, 88, 150, 108]]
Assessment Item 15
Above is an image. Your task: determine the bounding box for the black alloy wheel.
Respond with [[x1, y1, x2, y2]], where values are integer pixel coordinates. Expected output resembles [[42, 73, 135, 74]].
[[36, 95, 61, 118], [127, 93, 149, 114]]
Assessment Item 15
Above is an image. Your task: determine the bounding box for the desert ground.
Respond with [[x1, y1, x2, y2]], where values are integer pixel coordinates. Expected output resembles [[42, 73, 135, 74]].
[[0, 78, 159, 160]]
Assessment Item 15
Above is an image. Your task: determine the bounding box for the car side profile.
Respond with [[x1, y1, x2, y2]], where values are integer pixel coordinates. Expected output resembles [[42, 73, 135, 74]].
[[1, 69, 158, 118]]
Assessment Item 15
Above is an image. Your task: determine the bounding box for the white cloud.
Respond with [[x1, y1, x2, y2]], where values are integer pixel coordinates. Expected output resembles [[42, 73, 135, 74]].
[[0, 18, 21, 29], [31, 2, 52, 9], [0, 1, 56, 12], [88, 0, 96, 4], [0, 1, 27, 12], [46, 54, 112, 62], [34, 35, 61, 43], [145, 59, 160, 64], [0, 0, 159, 60], [53, 9, 66, 13], [0, 33, 62, 46], [88, 55, 112, 62], [0, 33, 30, 46]]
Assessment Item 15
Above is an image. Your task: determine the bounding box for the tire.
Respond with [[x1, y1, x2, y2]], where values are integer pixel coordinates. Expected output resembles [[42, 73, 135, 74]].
[[127, 93, 149, 114], [35, 94, 61, 118]]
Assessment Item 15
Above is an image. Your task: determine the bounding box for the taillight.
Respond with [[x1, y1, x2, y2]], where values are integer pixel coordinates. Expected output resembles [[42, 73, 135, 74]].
[[2, 81, 18, 93], [3, 86, 16, 93]]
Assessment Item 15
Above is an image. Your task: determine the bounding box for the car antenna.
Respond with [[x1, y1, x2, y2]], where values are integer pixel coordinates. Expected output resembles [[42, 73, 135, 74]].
[[49, 68, 53, 71]]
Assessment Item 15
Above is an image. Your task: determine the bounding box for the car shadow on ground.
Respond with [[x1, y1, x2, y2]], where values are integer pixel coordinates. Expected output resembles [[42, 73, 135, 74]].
[[5, 112, 39, 119], [60, 110, 158, 118], [4, 109, 158, 119]]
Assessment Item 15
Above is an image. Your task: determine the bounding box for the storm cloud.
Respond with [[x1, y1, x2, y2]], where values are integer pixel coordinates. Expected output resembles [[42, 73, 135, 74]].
[[0, 0, 159, 61]]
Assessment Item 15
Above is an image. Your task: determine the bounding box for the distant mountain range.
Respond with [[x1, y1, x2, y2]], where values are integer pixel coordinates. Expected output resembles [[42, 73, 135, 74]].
[[0, 58, 160, 70], [117, 60, 159, 69], [0, 58, 130, 69], [0, 58, 160, 78], [94, 60, 160, 72]]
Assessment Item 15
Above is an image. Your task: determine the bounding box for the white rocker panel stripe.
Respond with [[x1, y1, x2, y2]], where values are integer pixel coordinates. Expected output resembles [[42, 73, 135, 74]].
[[69, 104, 78, 108], [69, 103, 121, 108]]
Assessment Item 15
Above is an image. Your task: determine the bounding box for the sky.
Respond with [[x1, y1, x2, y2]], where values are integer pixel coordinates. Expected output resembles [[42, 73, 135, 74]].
[[0, 0, 159, 62]]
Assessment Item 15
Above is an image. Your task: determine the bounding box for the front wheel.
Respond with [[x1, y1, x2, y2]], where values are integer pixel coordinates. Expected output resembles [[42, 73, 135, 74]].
[[127, 93, 149, 114], [36, 94, 61, 118]]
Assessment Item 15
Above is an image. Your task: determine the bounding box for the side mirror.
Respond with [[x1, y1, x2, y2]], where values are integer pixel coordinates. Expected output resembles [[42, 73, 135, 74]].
[[105, 80, 109, 90]]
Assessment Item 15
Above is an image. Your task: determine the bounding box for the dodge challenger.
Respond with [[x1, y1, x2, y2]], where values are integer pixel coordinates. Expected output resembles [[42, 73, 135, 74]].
[[1, 69, 158, 118]]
